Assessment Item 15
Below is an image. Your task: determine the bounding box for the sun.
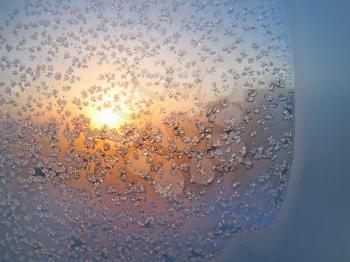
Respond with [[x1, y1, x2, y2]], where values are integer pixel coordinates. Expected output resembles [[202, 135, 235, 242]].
[[90, 107, 127, 129]]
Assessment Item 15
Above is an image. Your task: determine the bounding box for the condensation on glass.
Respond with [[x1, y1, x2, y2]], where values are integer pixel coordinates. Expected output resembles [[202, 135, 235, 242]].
[[0, 0, 294, 261]]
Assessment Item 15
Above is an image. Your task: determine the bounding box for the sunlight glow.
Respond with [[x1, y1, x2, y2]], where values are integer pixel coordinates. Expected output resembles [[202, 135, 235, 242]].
[[90, 108, 127, 129]]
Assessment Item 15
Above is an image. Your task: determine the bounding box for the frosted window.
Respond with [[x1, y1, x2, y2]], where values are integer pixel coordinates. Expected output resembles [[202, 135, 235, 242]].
[[0, 0, 294, 260]]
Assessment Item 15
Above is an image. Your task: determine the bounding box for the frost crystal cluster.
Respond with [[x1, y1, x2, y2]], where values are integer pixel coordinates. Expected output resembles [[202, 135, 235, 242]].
[[0, 0, 294, 261]]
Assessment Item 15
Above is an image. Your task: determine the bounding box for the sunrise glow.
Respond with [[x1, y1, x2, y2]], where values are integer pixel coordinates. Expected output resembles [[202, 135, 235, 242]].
[[90, 107, 127, 129]]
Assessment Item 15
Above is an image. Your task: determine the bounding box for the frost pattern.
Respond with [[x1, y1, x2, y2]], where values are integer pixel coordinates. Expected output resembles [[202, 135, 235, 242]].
[[0, 0, 294, 261]]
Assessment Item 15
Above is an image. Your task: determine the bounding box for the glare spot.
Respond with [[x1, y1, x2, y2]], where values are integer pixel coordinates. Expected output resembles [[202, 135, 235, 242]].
[[90, 108, 127, 129]]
